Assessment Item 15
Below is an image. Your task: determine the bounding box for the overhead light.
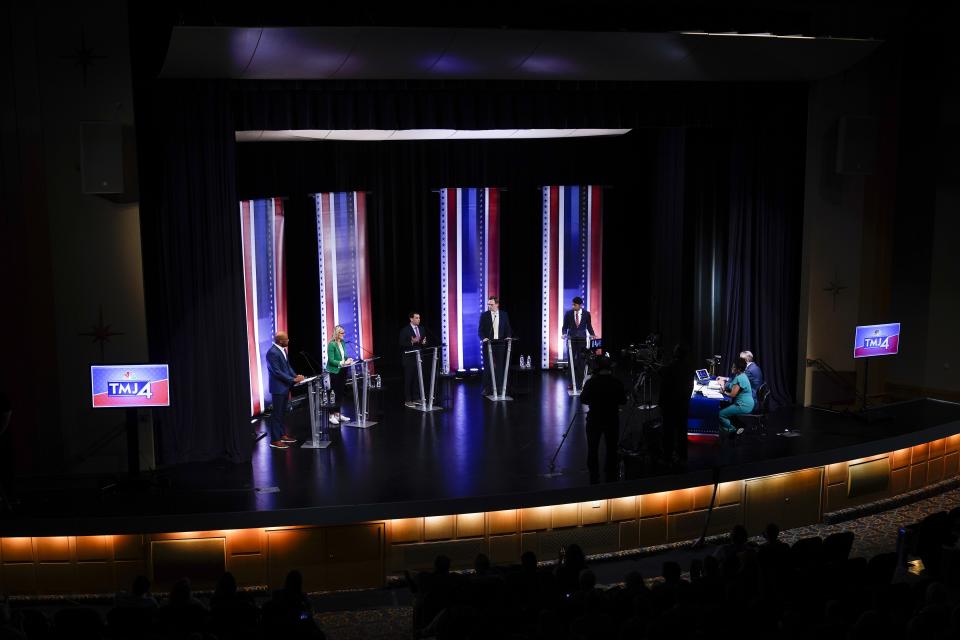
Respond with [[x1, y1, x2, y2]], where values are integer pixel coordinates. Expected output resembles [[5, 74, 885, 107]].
[[236, 129, 631, 142], [679, 31, 816, 40]]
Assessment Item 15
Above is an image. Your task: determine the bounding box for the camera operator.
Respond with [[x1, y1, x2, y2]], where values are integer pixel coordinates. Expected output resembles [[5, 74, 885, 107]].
[[579, 355, 627, 483]]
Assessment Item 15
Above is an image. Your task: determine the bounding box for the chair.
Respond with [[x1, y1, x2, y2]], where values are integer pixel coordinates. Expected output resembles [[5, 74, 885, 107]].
[[790, 536, 824, 570], [14, 609, 50, 640], [53, 607, 104, 640], [865, 552, 898, 586], [823, 530, 855, 563], [736, 383, 770, 436]]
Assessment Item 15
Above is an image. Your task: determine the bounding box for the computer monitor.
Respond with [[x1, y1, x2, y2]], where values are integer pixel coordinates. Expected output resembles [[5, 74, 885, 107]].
[[695, 369, 710, 384]]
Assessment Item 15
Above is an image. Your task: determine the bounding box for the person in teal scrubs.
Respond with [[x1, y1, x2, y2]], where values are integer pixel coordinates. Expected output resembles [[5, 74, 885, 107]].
[[718, 356, 755, 435]]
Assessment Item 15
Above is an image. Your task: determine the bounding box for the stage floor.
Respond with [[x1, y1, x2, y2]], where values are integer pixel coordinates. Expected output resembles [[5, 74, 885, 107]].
[[5, 373, 960, 536]]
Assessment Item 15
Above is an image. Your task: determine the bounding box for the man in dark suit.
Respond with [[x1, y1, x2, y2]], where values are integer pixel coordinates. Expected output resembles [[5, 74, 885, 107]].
[[561, 296, 596, 391], [740, 350, 764, 404], [399, 311, 428, 404], [266, 331, 304, 449], [477, 295, 513, 396]]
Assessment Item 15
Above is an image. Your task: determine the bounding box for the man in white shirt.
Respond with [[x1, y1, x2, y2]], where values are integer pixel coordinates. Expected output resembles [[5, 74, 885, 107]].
[[399, 311, 428, 404], [478, 296, 513, 396], [561, 296, 596, 390]]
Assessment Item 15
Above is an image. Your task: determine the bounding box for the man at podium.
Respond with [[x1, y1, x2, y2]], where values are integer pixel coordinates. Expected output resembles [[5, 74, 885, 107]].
[[478, 295, 513, 396], [399, 311, 428, 403], [561, 296, 595, 390], [266, 331, 304, 449]]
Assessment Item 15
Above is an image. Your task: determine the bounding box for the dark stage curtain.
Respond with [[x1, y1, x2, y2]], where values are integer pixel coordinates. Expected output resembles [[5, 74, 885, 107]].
[[718, 125, 806, 408], [131, 69, 806, 466], [237, 136, 657, 377], [135, 79, 253, 465], [674, 120, 806, 408], [650, 128, 687, 348], [237, 111, 806, 409]]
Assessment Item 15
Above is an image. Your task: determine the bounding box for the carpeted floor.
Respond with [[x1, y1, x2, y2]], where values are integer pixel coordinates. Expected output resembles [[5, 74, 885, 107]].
[[314, 607, 414, 640]]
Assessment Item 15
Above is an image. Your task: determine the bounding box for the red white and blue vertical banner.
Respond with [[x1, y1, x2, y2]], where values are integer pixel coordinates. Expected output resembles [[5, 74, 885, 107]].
[[541, 185, 603, 369], [439, 188, 501, 374], [240, 198, 287, 416], [314, 192, 375, 371]]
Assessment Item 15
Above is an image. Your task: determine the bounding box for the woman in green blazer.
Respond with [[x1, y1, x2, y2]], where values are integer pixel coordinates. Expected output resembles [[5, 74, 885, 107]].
[[326, 325, 354, 424]]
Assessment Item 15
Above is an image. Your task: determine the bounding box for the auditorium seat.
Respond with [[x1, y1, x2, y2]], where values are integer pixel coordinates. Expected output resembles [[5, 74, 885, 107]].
[[52, 607, 104, 640], [866, 552, 898, 586], [823, 530, 856, 563], [790, 536, 824, 569], [13, 609, 49, 640]]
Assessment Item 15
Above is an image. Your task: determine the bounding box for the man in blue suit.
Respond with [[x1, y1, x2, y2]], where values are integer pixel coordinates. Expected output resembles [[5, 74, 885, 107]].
[[739, 350, 764, 404], [561, 296, 596, 391], [266, 331, 304, 449]]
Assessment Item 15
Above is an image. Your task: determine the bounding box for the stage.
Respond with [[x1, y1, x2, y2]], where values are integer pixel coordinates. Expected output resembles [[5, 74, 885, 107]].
[[4, 373, 960, 537]]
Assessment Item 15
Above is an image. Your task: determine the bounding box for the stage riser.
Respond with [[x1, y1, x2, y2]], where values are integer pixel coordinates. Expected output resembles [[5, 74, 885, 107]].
[[1, 437, 957, 596]]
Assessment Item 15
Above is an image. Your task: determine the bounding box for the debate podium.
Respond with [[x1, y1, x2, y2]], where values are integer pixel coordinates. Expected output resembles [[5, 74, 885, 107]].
[[404, 345, 444, 412], [342, 357, 380, 429], [297, 375, 334, 449], [485, 337, 517, 402], [565, 334, 590, 397]]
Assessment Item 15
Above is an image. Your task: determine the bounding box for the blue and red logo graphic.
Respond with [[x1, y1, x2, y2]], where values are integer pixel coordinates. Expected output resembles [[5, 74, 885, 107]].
[[91, 364, 170, 408], [853, 323, 901, 359]]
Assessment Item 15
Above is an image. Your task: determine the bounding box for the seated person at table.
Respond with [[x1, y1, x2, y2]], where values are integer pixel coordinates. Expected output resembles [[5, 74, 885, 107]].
[[718, 357, 754, 435], [740, 350, 764, 403]]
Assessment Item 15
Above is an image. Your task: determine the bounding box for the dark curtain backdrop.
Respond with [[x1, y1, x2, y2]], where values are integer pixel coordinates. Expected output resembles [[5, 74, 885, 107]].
[[131, 70, 805, 466], [134, 79, 253, 465], [680, 126, 806, 408], [236, 135, 660, 378], [237, 111, 805, 408], [719, 126, 806, 408]]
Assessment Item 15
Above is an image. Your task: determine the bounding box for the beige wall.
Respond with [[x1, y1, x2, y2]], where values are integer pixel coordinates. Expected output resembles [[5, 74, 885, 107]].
[[7, 1, 149, 473], [798, 68, 871, 405], [799, 41, 960, 406], [890, 66, 960, 394]]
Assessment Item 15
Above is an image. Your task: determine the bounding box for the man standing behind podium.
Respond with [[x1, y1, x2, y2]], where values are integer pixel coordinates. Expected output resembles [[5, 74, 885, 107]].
[[266, 331, 304, 449], [561, 296, 595, 390], [478, 296, 513, 396], [399, 311, 428, 404]]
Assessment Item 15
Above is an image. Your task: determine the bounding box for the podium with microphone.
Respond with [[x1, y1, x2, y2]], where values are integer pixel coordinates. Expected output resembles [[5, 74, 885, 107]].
[[340, 340, 380, 429], [485, 337, 518, 402]]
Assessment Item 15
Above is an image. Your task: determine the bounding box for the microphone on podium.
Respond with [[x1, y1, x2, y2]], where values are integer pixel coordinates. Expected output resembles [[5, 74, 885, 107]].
[[299, 351, 318, 375], [343, 340, 376, 358]]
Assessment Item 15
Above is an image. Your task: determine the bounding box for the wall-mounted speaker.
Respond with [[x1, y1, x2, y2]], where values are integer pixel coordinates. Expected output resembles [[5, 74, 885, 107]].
[[836, 115, 879, 175]]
